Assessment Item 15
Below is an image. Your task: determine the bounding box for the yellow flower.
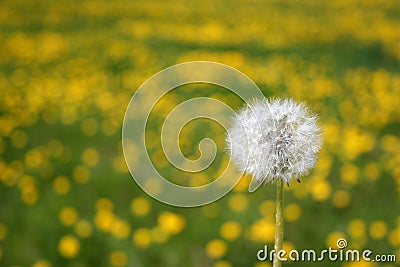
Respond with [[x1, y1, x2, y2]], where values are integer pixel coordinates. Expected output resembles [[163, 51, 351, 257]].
[[19, 175, 38, 205], [213, 260, 232, 267], [81, 148, 99, 167], [220, 221, 241, 241], [254, 262, 272, 267], [32, 260, 52, 267], [59, 207, 78, 226], [388, 227, 400, 246], [58, 235, 80, 258], [10, 130, 28, 149], [228, 194, 248, 212], [206, 239, 227, 259], [110, 219, 131, 239], [311, 179, 331, 201], [340, 164, 359, 186], [348, 219, 366, 239], [109, 251, 128, 267], [284, 203, 302, 222], [233, 175, 251, 192], [150, 226, 169, 243], [112, 155, 129, 173], [73, 165, 90, 184], [369, 220, 387, 240], [157, 212, 186, 234], [81, 118, 98, 136], [249, 219, 275, 242], [133, 228, 151, 248], [130, 197, 151, 217], [53, 176, 70, 195], [74, 220, 93, 238], [94, 209, 115, 232], [259, 200, 276, 220], [332, 190, 351, 209], [95, 197, 114, 210], [363, 163, 380, 181], [25, 149, 43, 169], [21, 186, 38, 205]]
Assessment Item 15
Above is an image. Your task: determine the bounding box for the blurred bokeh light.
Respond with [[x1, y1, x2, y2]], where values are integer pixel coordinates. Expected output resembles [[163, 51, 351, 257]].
[[0, 0, 399, 266]]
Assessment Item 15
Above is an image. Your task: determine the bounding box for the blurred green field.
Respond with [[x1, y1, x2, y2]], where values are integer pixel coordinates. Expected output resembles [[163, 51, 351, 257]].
[[1, 0, 400, 266]]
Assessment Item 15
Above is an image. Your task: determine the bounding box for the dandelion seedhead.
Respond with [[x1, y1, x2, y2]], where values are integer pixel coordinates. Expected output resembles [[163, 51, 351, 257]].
[[226, 98, 322, 186]]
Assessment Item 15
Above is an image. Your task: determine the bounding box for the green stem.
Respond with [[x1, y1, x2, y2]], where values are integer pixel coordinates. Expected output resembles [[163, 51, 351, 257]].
[[273, 179, 284, 267]]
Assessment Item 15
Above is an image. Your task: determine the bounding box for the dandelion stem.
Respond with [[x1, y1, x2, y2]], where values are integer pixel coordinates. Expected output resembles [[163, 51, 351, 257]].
[[273, 179, 284, 267]]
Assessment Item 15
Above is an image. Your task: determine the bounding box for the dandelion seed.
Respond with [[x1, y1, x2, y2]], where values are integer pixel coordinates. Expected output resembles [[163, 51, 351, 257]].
[[226, 98, 322, 186]]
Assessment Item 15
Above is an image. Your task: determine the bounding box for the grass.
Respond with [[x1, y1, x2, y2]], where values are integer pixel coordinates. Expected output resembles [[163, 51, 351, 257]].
[[1, 0, 400, 266]]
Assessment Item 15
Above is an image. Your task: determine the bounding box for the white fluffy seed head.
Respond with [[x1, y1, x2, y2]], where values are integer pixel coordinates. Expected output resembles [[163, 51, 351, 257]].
[[226, 98, 322, 185]]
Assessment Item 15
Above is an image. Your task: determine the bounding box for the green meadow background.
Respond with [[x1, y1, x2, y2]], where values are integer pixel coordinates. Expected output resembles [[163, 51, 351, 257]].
[[0, 0, 399, 266]]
